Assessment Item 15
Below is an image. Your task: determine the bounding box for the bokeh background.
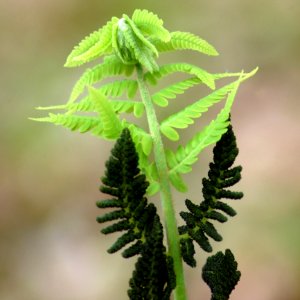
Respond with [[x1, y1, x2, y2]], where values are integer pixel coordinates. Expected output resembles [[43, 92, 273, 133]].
[[1, 0, 300, 299]]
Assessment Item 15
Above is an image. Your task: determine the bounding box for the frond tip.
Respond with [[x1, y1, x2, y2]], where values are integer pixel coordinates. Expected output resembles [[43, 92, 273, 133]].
[[202, 249, 241, 300]]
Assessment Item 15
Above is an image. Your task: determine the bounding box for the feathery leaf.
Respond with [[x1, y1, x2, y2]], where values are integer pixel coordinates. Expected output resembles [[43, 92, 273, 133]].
[[64, 17, 118, 67], [88, 87, 122, 139], [145, 62, 215, 89], [69, 55, 134, 103], [167, 77, 241, 186], [152, 77, 201, 107], [30, 113, 103, 134], [160, 79, 239, 141], [152, 31, 218, 56]]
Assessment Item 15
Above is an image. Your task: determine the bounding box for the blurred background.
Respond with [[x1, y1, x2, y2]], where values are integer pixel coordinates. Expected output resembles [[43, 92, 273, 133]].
[[1, 0, 300, 299]]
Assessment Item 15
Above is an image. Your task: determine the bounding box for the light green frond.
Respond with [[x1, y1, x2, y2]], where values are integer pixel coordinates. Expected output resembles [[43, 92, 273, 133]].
[[123, 14, 158, 57], [145, 63, 215, 89], [30, 113, 103, 134], [69, 55, 134, 103], [167, 78, 242, 191], [159, 80, 239, 141], [132, 9, 171, 42], [152, 31, 218, 56], [152, 77, 200, 107], [121, 22, 159, 73], [89, 87, 122, 139], [64, 17, 118, 67]]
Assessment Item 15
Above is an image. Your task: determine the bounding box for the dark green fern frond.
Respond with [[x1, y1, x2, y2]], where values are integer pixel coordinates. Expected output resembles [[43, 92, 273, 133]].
[[179, 123, 243, 266], [202, 249, 241, 300], [97, 128, 176, 298], [128, 215, 176, 300], [97, 128, 155, 256]]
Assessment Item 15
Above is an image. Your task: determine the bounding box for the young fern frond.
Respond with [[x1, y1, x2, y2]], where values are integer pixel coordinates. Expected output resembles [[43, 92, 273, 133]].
[[152, 31, 219, 56], [119, 17, 159, 73], [145, 62, 215, 89], [178, 123, 243, 267], [97, 128, 175, 298]]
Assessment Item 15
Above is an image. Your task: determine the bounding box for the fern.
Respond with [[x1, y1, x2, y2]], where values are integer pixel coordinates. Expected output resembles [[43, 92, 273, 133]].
[[32, 9, 256, 300]]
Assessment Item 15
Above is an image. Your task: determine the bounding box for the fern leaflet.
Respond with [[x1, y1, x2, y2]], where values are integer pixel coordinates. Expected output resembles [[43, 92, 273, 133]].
[[159, 79, 240, 141], [145, 63, 215, 89], [132, 9, 171, 42], [89, 87, 122, 139], [152, 31, 218, 56], [64, 17, 118, 67], [152, 77, 201, 107], [69, 55, 134, 103], [167, 78, 241, 192], [30, 113, 103, 135]]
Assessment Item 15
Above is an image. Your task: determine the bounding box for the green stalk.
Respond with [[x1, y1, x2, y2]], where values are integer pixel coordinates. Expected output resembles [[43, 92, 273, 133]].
[[136, 64, 187, 300]]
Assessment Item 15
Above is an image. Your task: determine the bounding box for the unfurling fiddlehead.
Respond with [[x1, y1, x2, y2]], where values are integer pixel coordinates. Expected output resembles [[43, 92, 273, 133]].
[[97, 128, 175, 299], [179, 122, 243, 267]]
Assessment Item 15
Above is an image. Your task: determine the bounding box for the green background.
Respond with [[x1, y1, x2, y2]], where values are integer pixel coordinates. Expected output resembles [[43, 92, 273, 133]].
[[1, 0, 300, 299]]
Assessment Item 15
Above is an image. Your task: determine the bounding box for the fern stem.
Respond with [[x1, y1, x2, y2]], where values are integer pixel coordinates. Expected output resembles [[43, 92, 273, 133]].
[[136, 64, 187, 300]]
